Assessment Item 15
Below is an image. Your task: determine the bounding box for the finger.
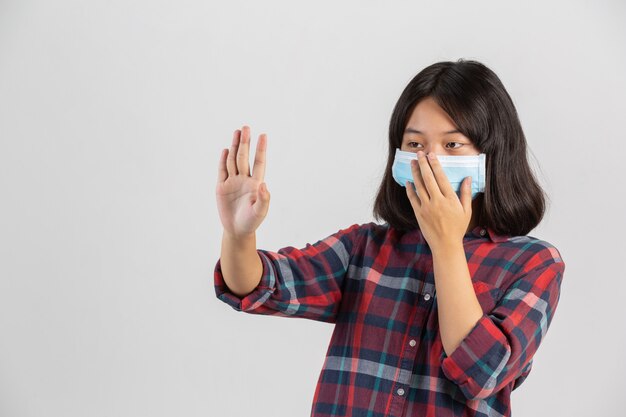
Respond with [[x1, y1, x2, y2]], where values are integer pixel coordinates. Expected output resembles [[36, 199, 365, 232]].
[[217, 148, 229, 183], [411, 158, 429, 200], [227, 129, 241, 176], [251, 133, 267, 182], [405, 179, 421, 209], [461, 176, 472, 212], [237, 125, 251, 176], [417, 151, 439, 198], [426, 152, 455, 197]]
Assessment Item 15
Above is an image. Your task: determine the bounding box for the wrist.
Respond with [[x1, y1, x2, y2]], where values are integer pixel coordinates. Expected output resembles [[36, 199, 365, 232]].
[[430, 239, 464, 256], [223, 230, 256, 245]]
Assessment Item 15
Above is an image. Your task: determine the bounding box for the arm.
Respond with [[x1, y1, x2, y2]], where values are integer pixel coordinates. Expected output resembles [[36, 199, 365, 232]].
[[438, 244, 565, 401], [432, 240, 484, 357], [214, 223, 367, 323], [219, 230, 263, 297]]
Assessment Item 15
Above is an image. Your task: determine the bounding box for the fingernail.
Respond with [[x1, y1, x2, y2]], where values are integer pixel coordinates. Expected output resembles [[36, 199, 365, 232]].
[[428, 152, 435, 160]]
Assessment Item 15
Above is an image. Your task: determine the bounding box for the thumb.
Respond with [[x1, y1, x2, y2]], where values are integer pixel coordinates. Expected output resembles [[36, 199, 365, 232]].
[[258, 182, 270, 200], [253, 182, 270, 213]]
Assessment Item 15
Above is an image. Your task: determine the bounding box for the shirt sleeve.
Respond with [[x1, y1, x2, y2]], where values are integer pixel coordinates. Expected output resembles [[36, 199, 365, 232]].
[[213, 223, 366, 323], [439, 244, 565, 401]]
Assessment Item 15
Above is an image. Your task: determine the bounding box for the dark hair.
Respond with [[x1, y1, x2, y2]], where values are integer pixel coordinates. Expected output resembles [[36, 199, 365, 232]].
[[373, 59, 547, 236]]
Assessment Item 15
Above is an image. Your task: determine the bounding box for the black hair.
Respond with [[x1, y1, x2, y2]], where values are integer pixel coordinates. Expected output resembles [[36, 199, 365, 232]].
[[373, 59, 546, 236]]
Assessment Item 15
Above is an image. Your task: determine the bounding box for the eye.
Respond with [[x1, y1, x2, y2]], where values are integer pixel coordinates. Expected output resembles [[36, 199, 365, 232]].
[[407, 142, 423, 148], [446, 142, 464, 149]]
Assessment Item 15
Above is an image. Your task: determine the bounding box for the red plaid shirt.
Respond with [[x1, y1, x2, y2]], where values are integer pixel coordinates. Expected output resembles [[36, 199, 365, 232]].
[[214, 222, 565, 417]]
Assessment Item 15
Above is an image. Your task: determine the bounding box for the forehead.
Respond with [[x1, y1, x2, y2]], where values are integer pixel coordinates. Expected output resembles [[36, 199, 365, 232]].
[[404, 97, 460, 134]]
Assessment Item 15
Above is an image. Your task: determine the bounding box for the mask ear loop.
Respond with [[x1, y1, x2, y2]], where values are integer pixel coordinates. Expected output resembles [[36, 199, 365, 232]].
[[478, 154, 486, 189]]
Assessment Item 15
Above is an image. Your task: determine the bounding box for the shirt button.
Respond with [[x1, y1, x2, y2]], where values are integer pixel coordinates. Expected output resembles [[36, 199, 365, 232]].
[[480, 228, 486, 236], [397, 388, 405, 396], [409, 339, 416, 347], [423, 293, 431, 301]]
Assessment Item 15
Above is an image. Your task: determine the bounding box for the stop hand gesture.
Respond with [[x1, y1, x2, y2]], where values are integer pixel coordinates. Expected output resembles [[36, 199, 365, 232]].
[[216, 126, 270, 238]]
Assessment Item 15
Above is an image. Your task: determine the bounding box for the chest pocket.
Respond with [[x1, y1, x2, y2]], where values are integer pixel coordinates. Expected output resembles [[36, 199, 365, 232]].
[[471, 280, 503, 314]]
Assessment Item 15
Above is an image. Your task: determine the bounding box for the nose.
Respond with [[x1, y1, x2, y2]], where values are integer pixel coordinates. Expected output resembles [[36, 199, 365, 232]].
[[422, 145, 444, 155]]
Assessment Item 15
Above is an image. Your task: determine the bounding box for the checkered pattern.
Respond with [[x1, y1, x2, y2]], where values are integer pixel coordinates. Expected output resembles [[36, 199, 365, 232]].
[[214, 222, 565, 417]]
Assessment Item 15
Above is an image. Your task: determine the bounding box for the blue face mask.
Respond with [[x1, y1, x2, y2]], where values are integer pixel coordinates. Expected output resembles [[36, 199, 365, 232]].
[[391, 148, 486, 199]]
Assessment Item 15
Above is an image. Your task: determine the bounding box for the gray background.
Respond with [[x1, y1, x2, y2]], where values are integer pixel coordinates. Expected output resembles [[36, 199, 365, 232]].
[[0, 0, 624, 416]]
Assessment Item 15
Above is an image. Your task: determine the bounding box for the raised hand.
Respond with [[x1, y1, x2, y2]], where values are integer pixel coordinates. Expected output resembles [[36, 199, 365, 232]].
[[216, 125, 270, 238]]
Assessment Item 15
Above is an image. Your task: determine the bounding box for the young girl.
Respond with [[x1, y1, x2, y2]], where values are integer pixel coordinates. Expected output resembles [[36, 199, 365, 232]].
[[214, 59, 565, 417]]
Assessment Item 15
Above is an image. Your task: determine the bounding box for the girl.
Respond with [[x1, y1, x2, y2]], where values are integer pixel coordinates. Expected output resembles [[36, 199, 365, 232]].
[[214, 59, 565, 417]]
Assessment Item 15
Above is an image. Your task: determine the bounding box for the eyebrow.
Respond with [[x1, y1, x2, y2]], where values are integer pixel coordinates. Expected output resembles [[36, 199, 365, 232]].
[[404, 128, 461, 135]]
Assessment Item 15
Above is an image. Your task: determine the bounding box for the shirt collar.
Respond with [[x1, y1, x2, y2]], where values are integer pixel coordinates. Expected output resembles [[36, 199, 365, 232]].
[[489, 227, 511, 243], [475, 225, 510, 243]]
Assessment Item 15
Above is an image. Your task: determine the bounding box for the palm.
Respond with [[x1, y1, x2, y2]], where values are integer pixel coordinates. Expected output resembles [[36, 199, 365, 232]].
[[216, 175, 263, 235], [216, 126, 270, 237]]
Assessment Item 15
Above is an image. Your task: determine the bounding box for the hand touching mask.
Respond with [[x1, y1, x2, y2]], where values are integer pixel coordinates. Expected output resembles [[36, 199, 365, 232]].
[[391, 148, 486, 199]]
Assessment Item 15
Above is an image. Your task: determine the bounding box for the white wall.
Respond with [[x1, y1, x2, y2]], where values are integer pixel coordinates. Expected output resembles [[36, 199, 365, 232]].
[[0, 0, 624, 416]]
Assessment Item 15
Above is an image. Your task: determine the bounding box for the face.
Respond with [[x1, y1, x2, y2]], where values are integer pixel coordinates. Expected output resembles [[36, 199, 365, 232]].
[[401, 97, 480, 156]]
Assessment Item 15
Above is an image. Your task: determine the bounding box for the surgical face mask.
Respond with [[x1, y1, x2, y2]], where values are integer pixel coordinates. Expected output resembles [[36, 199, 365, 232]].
[[391, 148, 486, 199]]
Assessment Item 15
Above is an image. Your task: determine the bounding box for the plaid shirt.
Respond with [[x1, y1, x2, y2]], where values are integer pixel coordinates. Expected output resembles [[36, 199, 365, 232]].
[[214, 222, 565, 417]]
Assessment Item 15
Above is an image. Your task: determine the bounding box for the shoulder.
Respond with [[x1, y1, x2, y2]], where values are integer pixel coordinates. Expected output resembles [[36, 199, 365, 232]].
[[504, 234, 565, 266], [331, 221, 393, 251], [353, 221, 394, 243], [494, 235, 566, 293], [337, 221, 389, 237]]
